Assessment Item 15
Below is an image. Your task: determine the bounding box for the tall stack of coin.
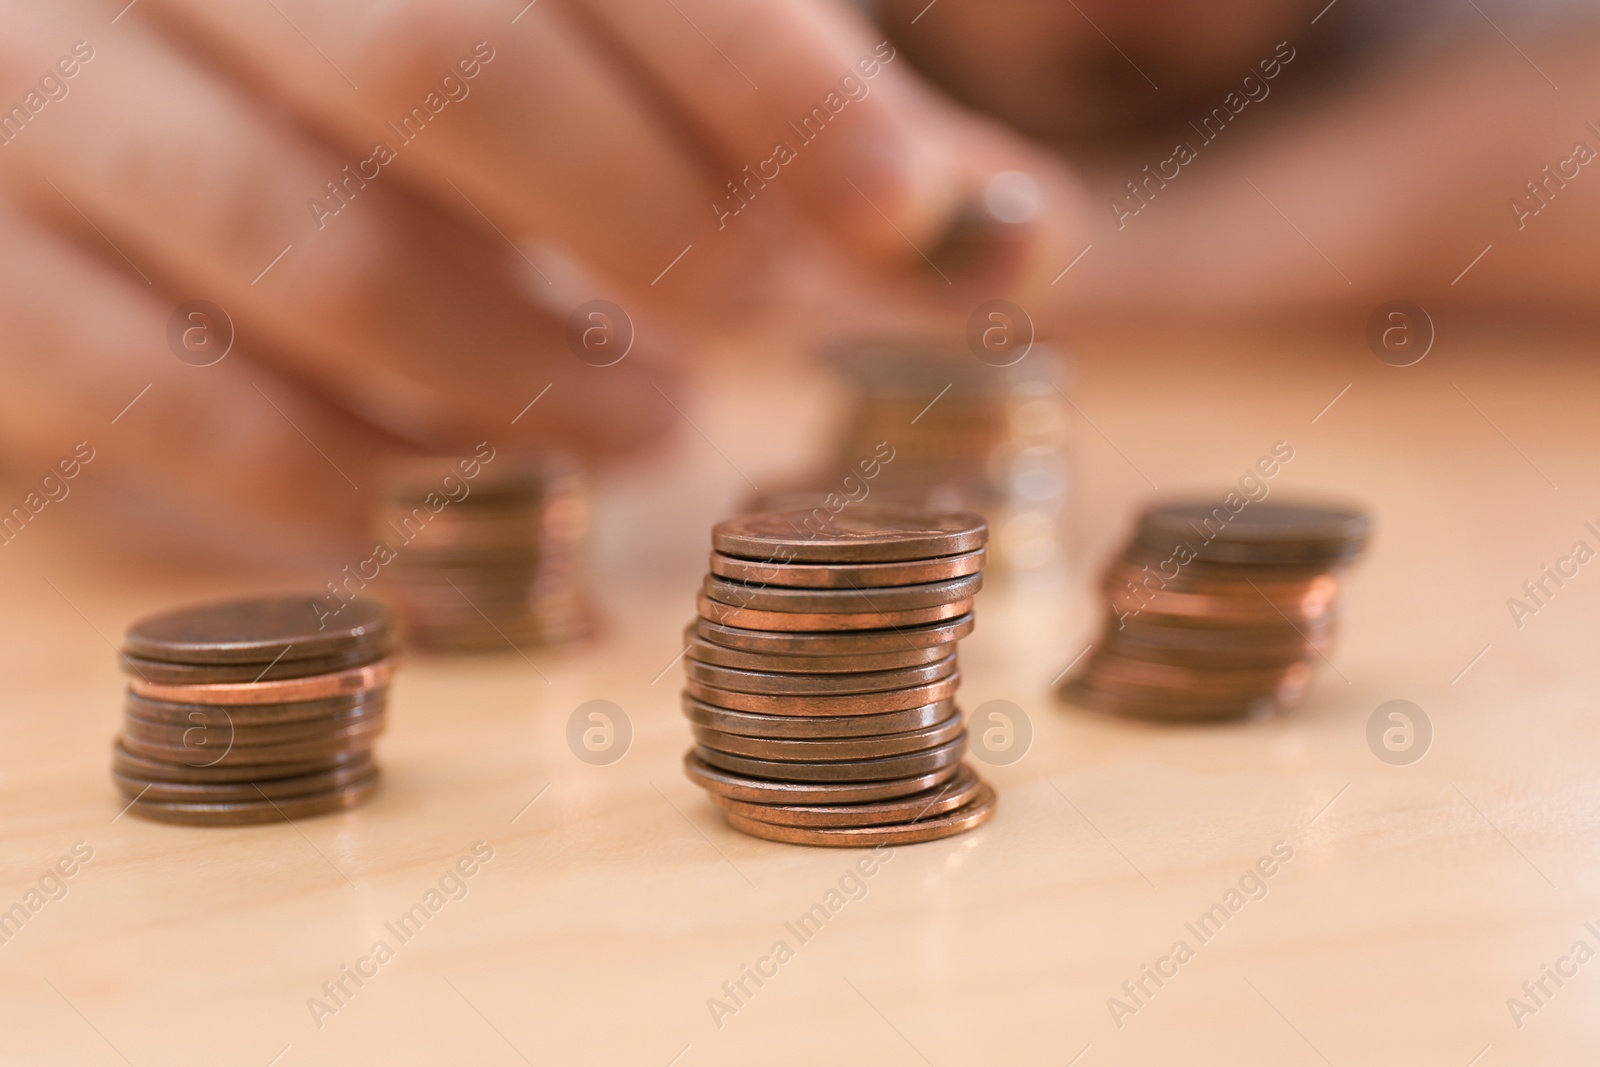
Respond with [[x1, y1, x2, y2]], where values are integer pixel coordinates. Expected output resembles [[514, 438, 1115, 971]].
[[1058, 501, 1369, 721], [376, 455, 591, 651], [113, 596, 394, 825], [681, 506, 997, 846]]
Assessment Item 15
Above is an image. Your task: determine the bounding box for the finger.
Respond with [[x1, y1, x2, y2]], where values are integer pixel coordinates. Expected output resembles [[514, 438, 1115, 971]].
[[0, 205, 405, 555], [123, 0, 776, 307], [564, 0, 967, 262], [1, 0, 675, 455]]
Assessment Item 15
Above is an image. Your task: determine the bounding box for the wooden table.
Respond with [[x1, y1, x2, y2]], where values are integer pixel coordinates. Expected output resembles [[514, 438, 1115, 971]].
[[2, 328, 1596, 1066]]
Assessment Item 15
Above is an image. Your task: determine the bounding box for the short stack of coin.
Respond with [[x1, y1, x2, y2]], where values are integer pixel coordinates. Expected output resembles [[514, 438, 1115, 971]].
[[376, 456, 592, 651], [681, 506, 997, 846], [113, 596, 394, 825], [1058, 501, 1369, 721]]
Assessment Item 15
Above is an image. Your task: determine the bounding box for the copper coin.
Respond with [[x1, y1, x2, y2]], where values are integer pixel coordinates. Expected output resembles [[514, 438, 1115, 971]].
[[684, 631, 949, 673], [122, 706, 385, 747], [710, 764, 983, 828], [721, 782, 996, 846], [1081, 653, 1313, 697], [703, 573, 982, 614], [123, 594, 393, 665], [684, 653, 957, 695], [113, 756, 376, 804], [683, 751, 961, 804], [1104, 561, 1340, 602], [118, 646, 391, 685], [117, 721, 382, 767], [122, 774, 381, 826], [713, 506, 988, 563], [112, 738, 363, 783], [693, 734, 965, 782], [697, 593, 973, 633], [122, 690, 384, 726], [1134, 501, 1369, 564], [693, 709, 963, 762], [694, 612, 975, 654], [1112, 610, 1334, 647], [1116, 552, 1352, 586], [681, 696, 958, 739], [127, 659, 394, 706], [1103, 577, 1336, 624], [709, 548, 986, 589], [685, 673, 961, 716], [1100, 630, 1329, 670]]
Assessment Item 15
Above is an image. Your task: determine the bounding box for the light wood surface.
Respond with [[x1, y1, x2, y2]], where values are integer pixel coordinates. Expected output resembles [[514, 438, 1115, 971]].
[[2, 329, 1598, 1066]]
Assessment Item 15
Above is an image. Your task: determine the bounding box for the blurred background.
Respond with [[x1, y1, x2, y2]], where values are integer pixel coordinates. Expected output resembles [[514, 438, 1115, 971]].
[[1, 0, 1597, 609]]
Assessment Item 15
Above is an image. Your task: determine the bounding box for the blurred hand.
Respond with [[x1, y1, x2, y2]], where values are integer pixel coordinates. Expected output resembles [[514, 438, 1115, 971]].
[[0, 0, 1091, 554]]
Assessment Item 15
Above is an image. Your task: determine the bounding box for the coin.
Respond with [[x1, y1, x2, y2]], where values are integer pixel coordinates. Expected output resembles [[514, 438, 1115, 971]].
[[1134, 501, 1369, 564], [122, 705, 384, 747], [1082, 654, 1312, 698], [113, 756, 376, 804], [683, 751, 961, 804], [709, 548, 986, 589], [119, 719, 382, 767], [681, 696, 957, 739], [695, 612, 975, 655], [683, 631, 949, 673], [694, 734, 965, 782], [693, 710, 963, 762], [1103, 580, 1336, 626], [720, 783, 996, 846], [120, 774, 381, 825], [1102, 629, 1331, 669], [127, 659, 393, 706], [713, 506, 988, 563], [123, 595, 393, 665], [709, 764, 983, 828], [112, 738, 363, 783], [685, 673, 961, 716], [697, 593, 973, 633], [683, 653, 957, 695], [117, 646, 389, 685], [122, 690, 384, 726], [378, 455, 594, 652], [703, 573, 982, 614]]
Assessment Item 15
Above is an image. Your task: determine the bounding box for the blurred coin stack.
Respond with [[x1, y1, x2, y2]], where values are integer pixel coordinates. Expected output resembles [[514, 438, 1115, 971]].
[[1059, 501, 1370, 721], [113, 596, 394, 825], [681, 506, 997, 846], [377, 455, 592, 651], [748, 339, 1071, 572]]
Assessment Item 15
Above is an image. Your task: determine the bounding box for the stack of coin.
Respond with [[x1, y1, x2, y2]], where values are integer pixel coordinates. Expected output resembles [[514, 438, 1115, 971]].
[[747, 338, 1072, 572], [681, 506, 997, 846], [376, 455, 591, 651], [1058, 501, 1370, 721], [112, 596, 394, 825]]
